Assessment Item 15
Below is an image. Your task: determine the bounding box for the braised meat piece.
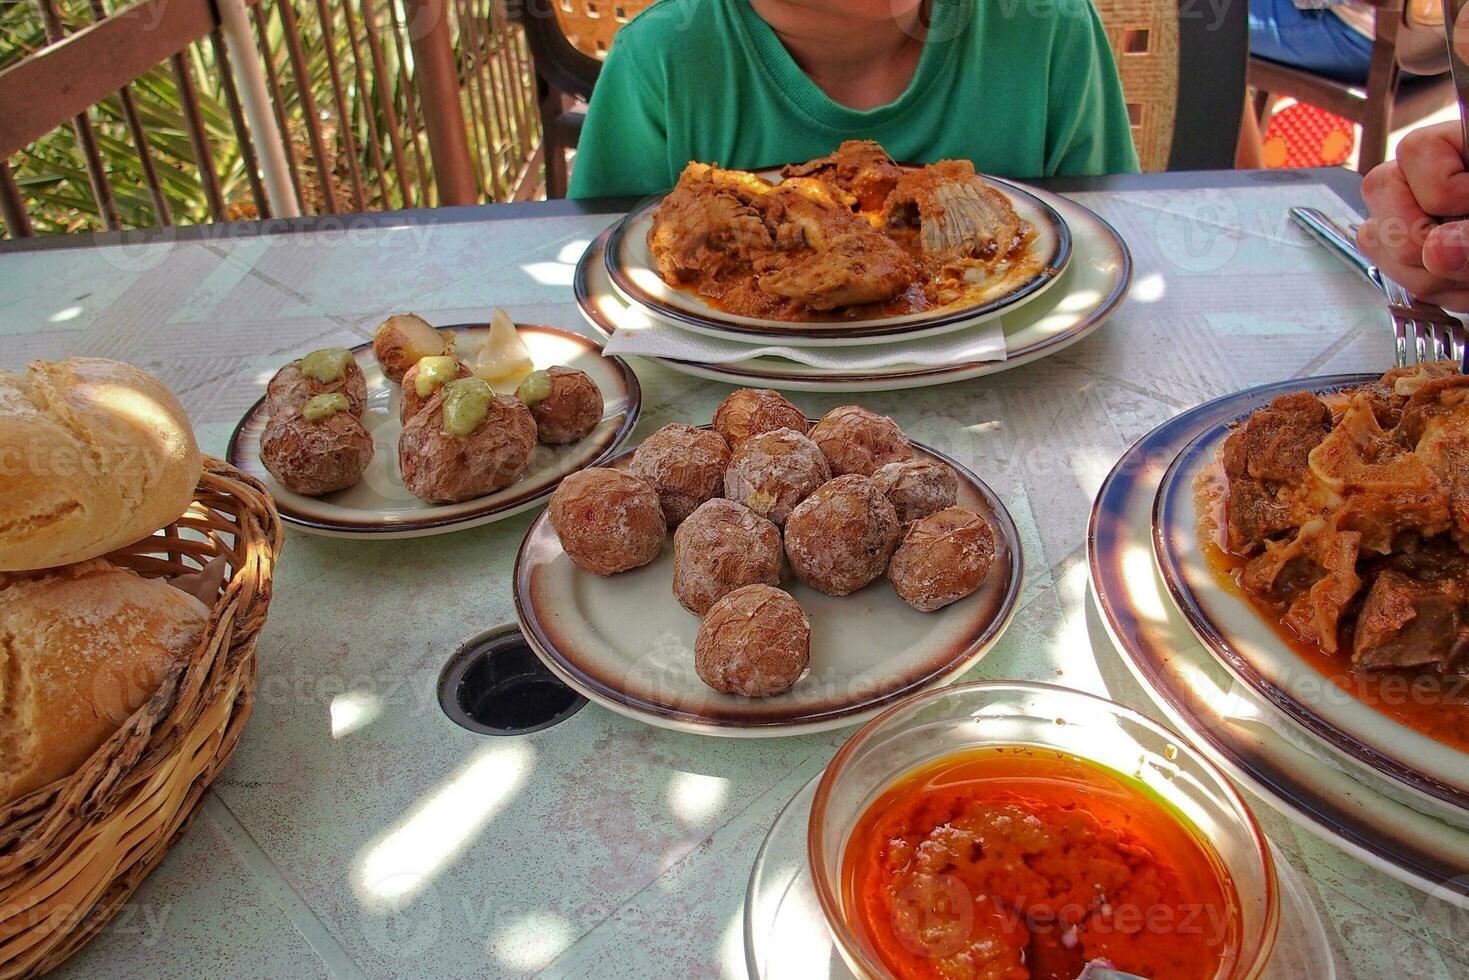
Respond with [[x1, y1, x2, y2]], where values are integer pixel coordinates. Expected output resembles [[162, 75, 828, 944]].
[[1221, 392, 1332, 553], [881, 160, 1022, 266], [753, 178, 916, 310], [647, 163, 774, 285], [1353, 570, 1469, 671], [1239, 392, 1331, 481], [780, 139, 904, 212], [756, 232, 916, 310]]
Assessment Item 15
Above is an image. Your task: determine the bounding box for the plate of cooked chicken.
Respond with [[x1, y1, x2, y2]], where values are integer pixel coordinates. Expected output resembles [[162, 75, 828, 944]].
[[1151, 363, 1469, 828], [603, 141, 1072, 346]]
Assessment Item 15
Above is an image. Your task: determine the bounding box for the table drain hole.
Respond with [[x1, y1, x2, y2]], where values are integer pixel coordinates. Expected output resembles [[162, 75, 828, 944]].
[[438, 625, 585, 735]]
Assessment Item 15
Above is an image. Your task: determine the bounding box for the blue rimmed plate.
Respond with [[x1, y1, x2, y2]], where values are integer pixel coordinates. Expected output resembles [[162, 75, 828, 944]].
[[1088, 375, 1469, 905], [1153, 375, 1469, 825]]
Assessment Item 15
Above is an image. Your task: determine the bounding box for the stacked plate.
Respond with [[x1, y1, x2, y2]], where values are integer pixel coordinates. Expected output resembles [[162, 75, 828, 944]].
[[576, 174, 1133, 392], [1089, 374, 1469, 906]]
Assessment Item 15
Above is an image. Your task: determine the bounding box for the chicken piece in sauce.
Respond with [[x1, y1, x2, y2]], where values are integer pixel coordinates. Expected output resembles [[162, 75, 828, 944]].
[[780, 139, 904, 212]]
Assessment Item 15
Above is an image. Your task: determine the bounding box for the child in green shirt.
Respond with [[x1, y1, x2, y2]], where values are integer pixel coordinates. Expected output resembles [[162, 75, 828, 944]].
[[568, 0, 1140, 198]]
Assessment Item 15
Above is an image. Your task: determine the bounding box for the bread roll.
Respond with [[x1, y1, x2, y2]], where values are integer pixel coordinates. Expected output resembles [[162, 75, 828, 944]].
[[0, 559, 210, 803], [0, 358, 202, 571]]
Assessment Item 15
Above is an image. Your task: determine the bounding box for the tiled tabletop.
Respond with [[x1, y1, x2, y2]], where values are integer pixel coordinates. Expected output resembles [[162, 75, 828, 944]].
[[2, 170, 1466, 979]]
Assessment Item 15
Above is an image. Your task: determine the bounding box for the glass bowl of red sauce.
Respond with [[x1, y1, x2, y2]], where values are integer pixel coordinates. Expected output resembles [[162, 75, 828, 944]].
[[808, 681, 1278, 980]]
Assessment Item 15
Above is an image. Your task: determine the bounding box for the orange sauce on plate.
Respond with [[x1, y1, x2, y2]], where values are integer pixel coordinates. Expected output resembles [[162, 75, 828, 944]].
[[1196, 472, 1469, 753], [842, 747, 1240, 980]]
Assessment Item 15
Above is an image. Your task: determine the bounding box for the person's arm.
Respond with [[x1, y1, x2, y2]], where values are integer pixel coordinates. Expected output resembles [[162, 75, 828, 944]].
[[1042, 0, 1140, 177], [567, 37, 670, 199]]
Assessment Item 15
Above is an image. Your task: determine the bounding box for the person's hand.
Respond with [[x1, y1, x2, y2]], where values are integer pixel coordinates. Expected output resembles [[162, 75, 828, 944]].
[[1358, 121, 1469, 311]]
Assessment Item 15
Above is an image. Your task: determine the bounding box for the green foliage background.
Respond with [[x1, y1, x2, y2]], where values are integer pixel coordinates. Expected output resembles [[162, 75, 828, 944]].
[[0, 0, 539, 237]]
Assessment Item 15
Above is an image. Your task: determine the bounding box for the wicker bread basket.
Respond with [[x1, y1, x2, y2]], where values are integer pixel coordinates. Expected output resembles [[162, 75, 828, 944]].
[[0, 457, 282, 977]]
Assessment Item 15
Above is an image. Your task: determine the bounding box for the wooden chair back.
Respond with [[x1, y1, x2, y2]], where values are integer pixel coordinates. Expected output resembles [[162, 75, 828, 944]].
[[551, 0, 655, 60], [1249, 0, 1456, 171]]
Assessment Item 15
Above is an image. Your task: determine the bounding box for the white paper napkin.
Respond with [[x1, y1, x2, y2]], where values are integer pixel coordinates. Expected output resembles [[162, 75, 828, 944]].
[[601, 308, 1007, 369]]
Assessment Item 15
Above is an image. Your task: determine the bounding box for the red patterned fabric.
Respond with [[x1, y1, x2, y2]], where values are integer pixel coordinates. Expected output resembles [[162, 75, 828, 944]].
[[1262, 101, 1357, 168]]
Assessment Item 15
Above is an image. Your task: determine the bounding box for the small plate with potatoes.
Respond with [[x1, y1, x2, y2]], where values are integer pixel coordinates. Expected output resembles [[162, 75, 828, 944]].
[[513, 392, 1022, 736], [227, 312, 641, 538]]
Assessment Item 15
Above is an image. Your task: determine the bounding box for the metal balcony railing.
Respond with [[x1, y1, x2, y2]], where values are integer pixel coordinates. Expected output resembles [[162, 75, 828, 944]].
[[0, 0, 544, 238]]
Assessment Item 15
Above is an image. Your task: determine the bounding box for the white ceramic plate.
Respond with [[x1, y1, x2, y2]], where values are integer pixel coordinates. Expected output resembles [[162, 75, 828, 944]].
[[604, 174, 1071, 346], [576, 186, 1129, 392], [1153, 375, 1469, 825], [513, 441, 1022, 736], [1088, 377, 1469, 905], [227, 324, 641, 538], [744, 774, 1336, 980]]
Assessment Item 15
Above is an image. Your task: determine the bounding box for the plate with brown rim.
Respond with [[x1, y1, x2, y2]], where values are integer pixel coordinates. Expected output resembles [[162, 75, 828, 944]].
[[603, 172, 1072, 347], [576, 186, 1129, 391], [512, 435, 1022, 736], [1153, 374, 1469, 826], [227, 324, 641, 539]]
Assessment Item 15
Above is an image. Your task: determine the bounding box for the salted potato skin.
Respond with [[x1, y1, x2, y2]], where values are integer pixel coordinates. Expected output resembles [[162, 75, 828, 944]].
[[373, 314, 453, 382], [672, 498, 781, 615], [784, 474, 900, 595], [628, 423, 731, 526], [266, 358, 368, 418], [809, 405, 913, 476], [260, 408, 373, 496], [888, 506, 996, 612], [548, 468, 666, 575], [694, 584, 810, 697], [398, 390, 537, 503], [722, 427, 830, 527], [712, 388, 808, 451], [527, 366, 604, 444], [872, 458, 958, 525]]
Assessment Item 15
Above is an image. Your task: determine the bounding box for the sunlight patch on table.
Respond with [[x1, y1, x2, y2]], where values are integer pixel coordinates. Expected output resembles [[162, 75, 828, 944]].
[[1131, 273, 1166, 304], [557, 239, 591, 263], [48, 304, 82, 323], [354, 742, 534, 906], [330, 690, 383, 738], [522, 260, 575, 286], [490, 910, 575, 971], [665, 770, 730, 826]]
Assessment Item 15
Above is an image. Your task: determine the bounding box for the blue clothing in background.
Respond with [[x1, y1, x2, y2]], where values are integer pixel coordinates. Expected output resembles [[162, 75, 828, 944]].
[[1249, 0, 1373, 83]]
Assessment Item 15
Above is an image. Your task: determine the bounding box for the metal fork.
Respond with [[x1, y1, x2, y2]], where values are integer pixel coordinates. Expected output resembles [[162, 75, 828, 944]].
[[1289, 207, 1468, 369]]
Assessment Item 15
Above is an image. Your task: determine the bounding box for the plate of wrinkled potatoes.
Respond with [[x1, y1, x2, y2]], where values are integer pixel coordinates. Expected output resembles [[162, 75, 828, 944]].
[[513, 389, 1022, 736], [228, 312, 641, 538]]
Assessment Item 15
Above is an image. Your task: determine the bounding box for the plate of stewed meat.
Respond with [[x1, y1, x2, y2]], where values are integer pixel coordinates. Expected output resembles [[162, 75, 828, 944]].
[[1153, 362, 1469, 824], [604, 140, 1071, 345], [513, 389, 1022, 735]]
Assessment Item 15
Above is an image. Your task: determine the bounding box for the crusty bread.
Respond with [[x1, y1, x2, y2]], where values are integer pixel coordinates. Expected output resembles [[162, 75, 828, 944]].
[[0, 358, 202, 571], [0, 559, 210, 804]]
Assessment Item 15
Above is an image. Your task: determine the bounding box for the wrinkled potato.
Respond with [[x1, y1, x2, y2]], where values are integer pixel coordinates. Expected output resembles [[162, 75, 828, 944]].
[[400, 357, 473, 423], [712, 388, 808, 451], [520, 366, 604, 445], [266, 354, 368, 418], [548, 467, 666, 575], [260, 408, 373, 496], [628, 423, 731, 526], [373, 314, 454, 382], [784, 474, 900, 595], [398, 389, 537, 503], [888, 506, 996, 612]]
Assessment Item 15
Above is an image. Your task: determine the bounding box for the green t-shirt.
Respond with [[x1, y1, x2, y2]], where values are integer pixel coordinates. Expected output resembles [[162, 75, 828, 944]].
[[568, 0, 1140, 199]]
